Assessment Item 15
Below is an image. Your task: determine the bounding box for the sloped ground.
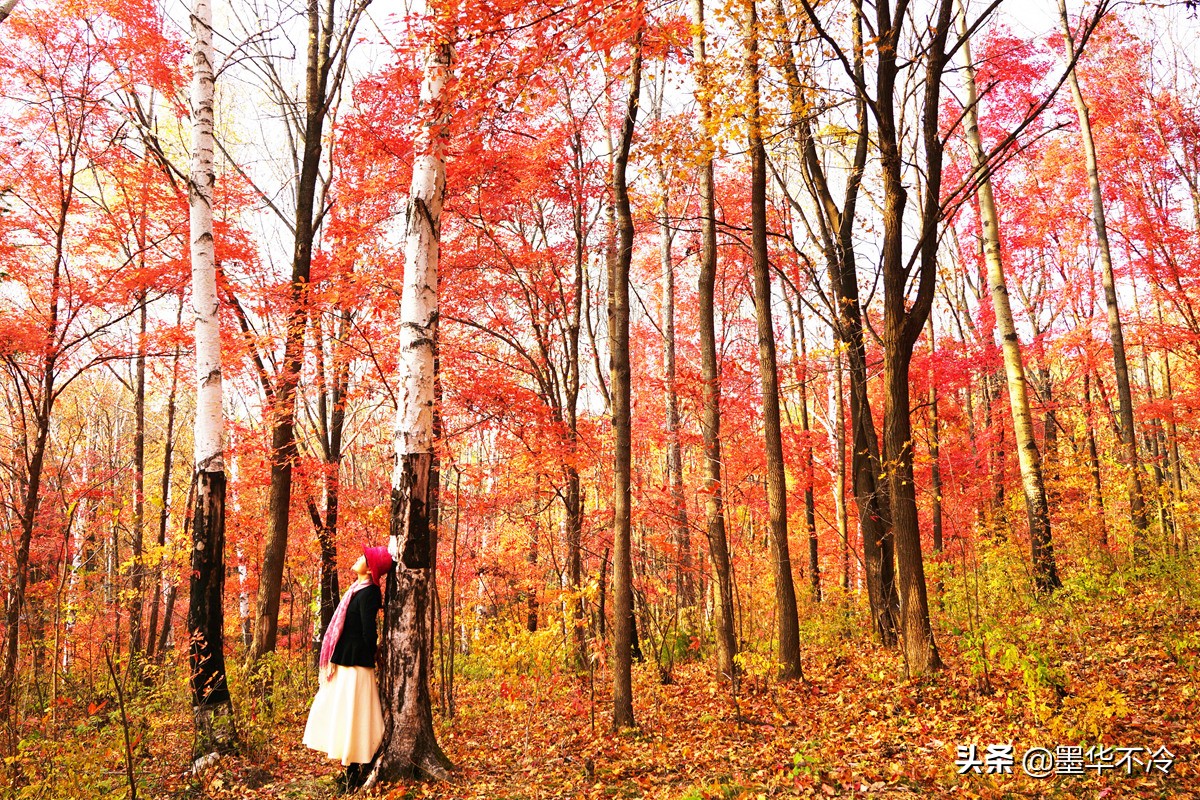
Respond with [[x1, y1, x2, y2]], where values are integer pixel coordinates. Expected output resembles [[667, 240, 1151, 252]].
[[170, 565, 1196, 800]]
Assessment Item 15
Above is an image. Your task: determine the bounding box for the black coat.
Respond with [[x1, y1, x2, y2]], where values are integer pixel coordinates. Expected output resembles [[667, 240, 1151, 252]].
[[331, 583, 382, 669]]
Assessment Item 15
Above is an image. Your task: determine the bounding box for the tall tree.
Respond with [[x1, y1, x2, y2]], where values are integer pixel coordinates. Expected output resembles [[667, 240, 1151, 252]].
[[926, 316, 943, 556], [874, 0, 955, 676], [187, 0, 237, 763], [305, 306, 352, 640], [783, 0, 899, 645], [246, 0, 371, 668], [744, 0, 802, 680], [959, 5, 1060, 592], [146, 307, 182, 662], [365, 40, 453, 785], [653, 83, 694, 611], [793, 301, 821, 602], [564, 120, 588, 671], [0, 13, 145, 729], [610, 27, 643, 730], [1057, 0, 1150, 539], [690, 0, 738, 680]]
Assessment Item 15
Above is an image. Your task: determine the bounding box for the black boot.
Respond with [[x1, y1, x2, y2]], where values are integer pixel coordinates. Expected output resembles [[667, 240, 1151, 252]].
[[346, 763, 367, 793]]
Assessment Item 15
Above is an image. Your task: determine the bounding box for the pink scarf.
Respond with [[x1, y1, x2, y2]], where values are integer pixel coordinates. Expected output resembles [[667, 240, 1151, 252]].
[[319, 581, 370, 678], [318, 546, 393, 678]]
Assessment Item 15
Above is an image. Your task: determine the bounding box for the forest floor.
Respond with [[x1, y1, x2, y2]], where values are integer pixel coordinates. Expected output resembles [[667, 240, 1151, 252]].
[[9, 557, 1198, 799], [169, 561, 1197, 800]]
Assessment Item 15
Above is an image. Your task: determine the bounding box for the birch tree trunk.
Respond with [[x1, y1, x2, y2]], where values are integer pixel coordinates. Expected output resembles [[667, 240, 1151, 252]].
[[366, 41, 452, 785], [1058, 0, 1150, 539], [744, 0, 802, 680], [960, 9, 1060, 592], [188, 0, 237, 765], [691, 0, 737, 682]]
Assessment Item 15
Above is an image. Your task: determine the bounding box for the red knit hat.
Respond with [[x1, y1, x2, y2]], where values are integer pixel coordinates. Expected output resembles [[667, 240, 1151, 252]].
[[363, 545, 393, 586]]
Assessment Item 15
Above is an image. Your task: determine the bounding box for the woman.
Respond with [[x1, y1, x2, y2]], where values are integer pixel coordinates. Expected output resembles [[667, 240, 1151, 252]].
[[303, 545, 393, 793]]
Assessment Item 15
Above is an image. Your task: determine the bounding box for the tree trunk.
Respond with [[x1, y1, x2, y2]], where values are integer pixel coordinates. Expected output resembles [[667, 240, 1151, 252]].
[[157, 585, 177, 659], [526, 506, 539, 633], [744, 0, 801, 679], [927, 317, 943, 555], [597, 547, 609, 643], [250, 0, 354, 667], [366, 41, 452, 785], [876, 0, 953, 677], [960, 12, 1059, 591], [146, 324, 181, 663], [832, 346, 850, 591], [188, 0, 237, 762], [658, 158, 694, 611], [1, 420, 50, 729], [982, 371, 1006, 527], [1161, 331, 1186, 554], [1058, 0, 1149, 538], [129, 291, 148, 662], [566, 131, 587, 671], [781, 0, 896, 643], [609, 29, 642, 730], [796, 305, 820, 603], [188, 471, 236, 761], [691, 0, 737, 683], [1083, 373, 1109, 548], [310, 309, 351, 642]]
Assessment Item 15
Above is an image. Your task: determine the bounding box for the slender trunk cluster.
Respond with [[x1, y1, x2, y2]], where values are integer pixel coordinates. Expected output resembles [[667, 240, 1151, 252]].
[[658, 165, 694, 612], [251, 0, 330, 668], [146, 325, 181, 663], [566, 132, 587, 670], [784, 0, 898, 645], [875, 0, 954, 677]]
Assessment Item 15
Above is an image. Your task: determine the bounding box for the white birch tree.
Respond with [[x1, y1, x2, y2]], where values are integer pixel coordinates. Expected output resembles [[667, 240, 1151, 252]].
[[187, 0, 237, 767], [959, 2, 1060, 592], [365, 40, 453, 785]]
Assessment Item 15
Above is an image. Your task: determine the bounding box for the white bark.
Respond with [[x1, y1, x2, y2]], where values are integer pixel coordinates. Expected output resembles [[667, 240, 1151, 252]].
[[961, 3, 1058, 590], [960, 7, 1044, 516], [1057, 0, 1149, 535], [190, 0, 222, 473], [390, 44, 449, 493]]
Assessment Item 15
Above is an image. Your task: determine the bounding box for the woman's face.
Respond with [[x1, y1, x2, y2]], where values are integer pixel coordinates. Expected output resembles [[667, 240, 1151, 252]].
[[352, 554, 368, 577]]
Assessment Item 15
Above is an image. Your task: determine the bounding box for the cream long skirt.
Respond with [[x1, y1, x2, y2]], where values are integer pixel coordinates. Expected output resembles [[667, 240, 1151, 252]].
[[303, 664, 384, 765]]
